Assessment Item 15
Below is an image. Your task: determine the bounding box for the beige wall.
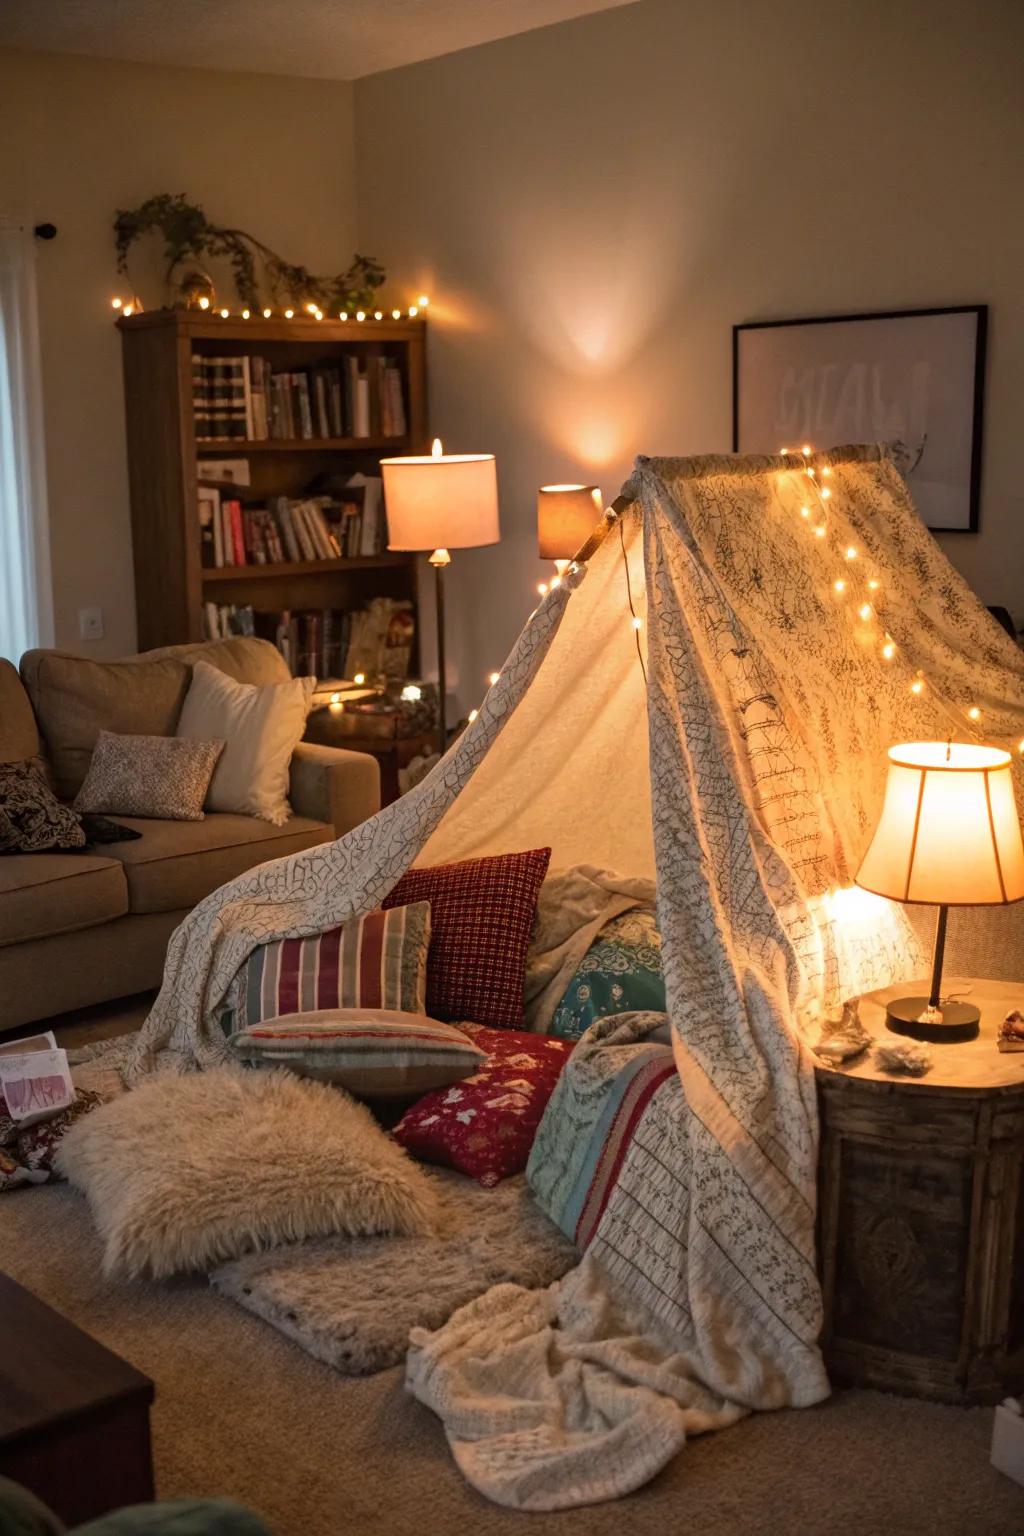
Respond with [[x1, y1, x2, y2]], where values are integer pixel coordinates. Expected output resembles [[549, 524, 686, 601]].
[[355, 0, 1024, 717], [0, 47, 357, 657]]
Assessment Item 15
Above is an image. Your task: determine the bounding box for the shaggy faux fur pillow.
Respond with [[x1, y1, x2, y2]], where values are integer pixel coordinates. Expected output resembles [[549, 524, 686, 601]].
[[56, 1068, 436, 1279]]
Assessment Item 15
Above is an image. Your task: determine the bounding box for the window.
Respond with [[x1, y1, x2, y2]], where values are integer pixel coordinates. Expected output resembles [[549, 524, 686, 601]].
[[0, 218, 53, 662]]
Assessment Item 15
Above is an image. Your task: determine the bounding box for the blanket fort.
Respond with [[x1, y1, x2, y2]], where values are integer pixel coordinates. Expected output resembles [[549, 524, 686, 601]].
[[123, 446, 1024, 1507]]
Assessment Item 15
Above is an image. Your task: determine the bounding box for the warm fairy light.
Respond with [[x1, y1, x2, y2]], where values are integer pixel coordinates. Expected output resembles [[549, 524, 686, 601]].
[[305, 302, 318, 314], [822, 466, 832, 478], [198, 296, 210, 310], [537, 581, 548, 596], [802, 445, 811, 456], [401, 684, 423, 702], [550, 574, 562, 589], [263, 308, 272, 318], [859, 603, 872, 621], [1019, 738, 1024, 754], [111, 297, 122, 310], [284, 308, 294, 318], [392, 309, 401, 320], [910, 678, 924, 694], [374, 310, 384, 320], [417, 295, 429, 307], [632, 616, 643, 630], [821, 487, 832, 500], [868, 578, 880, 591], [219, 308, 229, 318], [354, 672, 366, 685], [468, 708, 478, 723], [814, 526, 826, 538], [122, 303, 134, 317], [488, 671, 500, 686], [882, 640, 896, 660], [807, 467, 816, 478], [339, 311, 348, 321], [968, 706, 981, 720], [845, 546, 857, 560], [313, 308, 323, 321], [329, 691, 341, 705], [834, 579, 847, 593], [356, 311, 365, 321], [800, 506, 811, 519], [241, 309, 250, 319], [408, 306, 419, 318]]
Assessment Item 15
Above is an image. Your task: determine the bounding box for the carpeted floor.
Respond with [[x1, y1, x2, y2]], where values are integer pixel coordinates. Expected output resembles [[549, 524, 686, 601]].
[[2, 998, 1020, 1534]]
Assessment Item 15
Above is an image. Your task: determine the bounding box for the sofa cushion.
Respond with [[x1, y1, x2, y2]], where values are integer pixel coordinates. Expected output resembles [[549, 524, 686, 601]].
[[0, 660, 40, 765], [138, 636, 292, 686], [19, 651, 192, 800], [0, 853, 128, 947], [101, 812, 332, 914]]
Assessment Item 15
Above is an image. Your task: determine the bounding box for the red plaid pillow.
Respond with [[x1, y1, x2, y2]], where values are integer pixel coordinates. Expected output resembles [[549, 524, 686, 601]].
[[382, 849, 551, 1028], [393, 1024, 573, 1186]]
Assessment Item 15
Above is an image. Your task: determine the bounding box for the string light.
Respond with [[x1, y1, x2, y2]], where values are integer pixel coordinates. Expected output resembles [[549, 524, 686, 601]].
[[111, 297, 122, 310], [1019, 739, 1024, 754], [241, 309, 250, 319], [802, 445, 812, 457], [488, 671, 500, 686], [867, 578, 880, 591], [408, 306, 419, 318], [263, 308, 272, 318], [219, 308, 229, 318], [550, 574, 561, 589], [392, 309, 401, 319], [814, 526, 826, 538], [356, 311, 365, 322], [882, 641, 896, 660], [910, 678, 925, 695], [468, 708, 478, 723], [374, 310, 383, 320], [339, 311, 348, 321], [833, 579, 846, 594], [968, 706, 981, 720], [305, 302, 318, 314], [354, 672, 366, 686], [820, 487, 831, 500], [537, 581, 548, 596], [800, 506, 811, 519], [122, 303, 134, 317], [632, 616, 643, 630], [845, 546, 857, 560], [417, 295, 429, 307], [284, 308, 294, 319], [198, 296, 210, 310], [859, 603, 872, 621]]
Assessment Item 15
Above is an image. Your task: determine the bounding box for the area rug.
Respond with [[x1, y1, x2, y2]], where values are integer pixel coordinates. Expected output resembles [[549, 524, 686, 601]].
[[212, 1170, 576, 1375]]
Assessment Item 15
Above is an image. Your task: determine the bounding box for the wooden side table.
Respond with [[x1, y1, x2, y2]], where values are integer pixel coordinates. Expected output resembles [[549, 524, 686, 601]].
[[816, 977, 1024, 1404], [0, 1273, 155, 1525]]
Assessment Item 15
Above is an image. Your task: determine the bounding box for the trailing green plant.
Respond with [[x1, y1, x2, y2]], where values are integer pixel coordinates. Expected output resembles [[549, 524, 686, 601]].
[[114, 193, 385, 311]]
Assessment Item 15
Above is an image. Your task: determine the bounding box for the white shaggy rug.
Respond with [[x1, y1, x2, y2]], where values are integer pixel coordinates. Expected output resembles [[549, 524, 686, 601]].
[[212, 1171, 576, 1375]]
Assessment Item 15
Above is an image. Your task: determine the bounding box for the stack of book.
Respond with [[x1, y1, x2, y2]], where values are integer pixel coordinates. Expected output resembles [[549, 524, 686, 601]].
[[192, 354, 407, 442], [197, 476, 387, 568], [201, 597, 414, 684]]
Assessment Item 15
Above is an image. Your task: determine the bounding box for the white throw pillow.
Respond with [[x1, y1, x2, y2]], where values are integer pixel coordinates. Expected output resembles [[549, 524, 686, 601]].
[[176, 659, 313, 824]]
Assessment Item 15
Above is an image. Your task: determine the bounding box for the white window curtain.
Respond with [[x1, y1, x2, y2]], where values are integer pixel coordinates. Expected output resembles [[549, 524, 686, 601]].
[[0, 217, 53, 662]]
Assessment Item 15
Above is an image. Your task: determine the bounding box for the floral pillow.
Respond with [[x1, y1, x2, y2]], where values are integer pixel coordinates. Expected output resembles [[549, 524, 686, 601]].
[[393, 1024, 574, 1187], [549, 905, 666, 1042]]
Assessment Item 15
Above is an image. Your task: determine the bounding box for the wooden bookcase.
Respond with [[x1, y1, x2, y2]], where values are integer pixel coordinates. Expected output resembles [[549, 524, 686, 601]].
[[116, 309, 428, 656]]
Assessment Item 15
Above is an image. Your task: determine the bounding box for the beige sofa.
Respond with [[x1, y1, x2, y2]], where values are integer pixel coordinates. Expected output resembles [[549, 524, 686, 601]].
[[0, 637, 380, 1032]]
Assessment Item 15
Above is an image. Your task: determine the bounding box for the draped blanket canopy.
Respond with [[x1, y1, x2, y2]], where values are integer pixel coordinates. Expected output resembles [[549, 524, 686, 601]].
[[121, 446, 1024, 1507]]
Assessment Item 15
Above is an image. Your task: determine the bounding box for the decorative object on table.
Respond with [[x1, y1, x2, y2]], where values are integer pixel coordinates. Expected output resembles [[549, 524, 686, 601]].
[[113, 193, 385, 314], [56, 1067, 437, 1279], [997, 1009, 1024, 1052], [873, 1038, 933, 1075], [382, 437, 500, 755], [537, 483, 603, 584], [393, 1025, 574, 1188], [382, 848, 552, 1029], [175, 660, 313, 824], [228, 1009, 486, 1099], [733, 306, 987, 530], [814, 997, 872, 1065], [231, 901, 432, 1030], [73, 731, 225, 822], [856, 741, 1024, 1042], [0, 760, 86, 853]]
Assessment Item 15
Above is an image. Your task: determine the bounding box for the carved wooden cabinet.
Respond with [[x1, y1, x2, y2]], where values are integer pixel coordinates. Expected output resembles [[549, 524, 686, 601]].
[[816, 979, 1024, 1404]]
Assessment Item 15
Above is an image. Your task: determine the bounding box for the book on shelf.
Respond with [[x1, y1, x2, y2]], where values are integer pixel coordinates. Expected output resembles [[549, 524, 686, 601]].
[[202, 597, 414, 684], [192, 353, 407, 443], [194, 477, 388, 568]]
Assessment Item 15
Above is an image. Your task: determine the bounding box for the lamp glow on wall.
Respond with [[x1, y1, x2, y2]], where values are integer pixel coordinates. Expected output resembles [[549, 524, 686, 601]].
[[382, 438, 499, 755], [537, 484, 603, 581], [856, 741, 1024, 1041]]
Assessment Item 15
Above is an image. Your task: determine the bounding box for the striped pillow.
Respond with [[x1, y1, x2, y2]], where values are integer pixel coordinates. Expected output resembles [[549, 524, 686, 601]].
[[234, 902, 431, 1028], [228, 1010, 486, 1100]]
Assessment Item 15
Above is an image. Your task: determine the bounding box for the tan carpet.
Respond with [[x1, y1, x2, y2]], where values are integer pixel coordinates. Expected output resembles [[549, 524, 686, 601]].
[[4, 996, 1019, 1533], [1, 1183, 1019, 1536]]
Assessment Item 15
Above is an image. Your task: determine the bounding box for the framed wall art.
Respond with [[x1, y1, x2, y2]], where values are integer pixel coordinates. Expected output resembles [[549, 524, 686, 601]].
[[733, 306, 987, 531]]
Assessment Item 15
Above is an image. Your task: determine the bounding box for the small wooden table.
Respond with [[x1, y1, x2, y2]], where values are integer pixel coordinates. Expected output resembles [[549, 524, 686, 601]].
[[816, 977, 1024, 1404], [0, 1273, 155, 1525]]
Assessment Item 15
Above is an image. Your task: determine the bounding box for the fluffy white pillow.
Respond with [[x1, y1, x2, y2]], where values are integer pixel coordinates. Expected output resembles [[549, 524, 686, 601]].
[[176, 660, 313, 824]]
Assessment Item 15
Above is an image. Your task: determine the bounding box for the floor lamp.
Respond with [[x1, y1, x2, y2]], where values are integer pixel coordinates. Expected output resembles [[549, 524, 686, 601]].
[[381, 439, 500, 756], [537, 484, 604, 580]]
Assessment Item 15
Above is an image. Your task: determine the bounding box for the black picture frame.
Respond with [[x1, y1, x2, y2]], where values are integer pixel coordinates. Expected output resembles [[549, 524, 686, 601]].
[[732, 306, 988, 532]]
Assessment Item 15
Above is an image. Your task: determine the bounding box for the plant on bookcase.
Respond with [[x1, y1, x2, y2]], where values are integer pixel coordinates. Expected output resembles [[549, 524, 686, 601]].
[[113, 193, 385, 314]]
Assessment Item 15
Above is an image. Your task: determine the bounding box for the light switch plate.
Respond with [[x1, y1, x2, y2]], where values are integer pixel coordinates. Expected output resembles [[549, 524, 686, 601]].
[[78, 606, 104, 641]]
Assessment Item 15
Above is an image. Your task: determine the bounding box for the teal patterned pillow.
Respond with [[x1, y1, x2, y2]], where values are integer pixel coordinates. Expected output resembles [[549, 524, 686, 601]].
[[549, 906, 665, 1041]]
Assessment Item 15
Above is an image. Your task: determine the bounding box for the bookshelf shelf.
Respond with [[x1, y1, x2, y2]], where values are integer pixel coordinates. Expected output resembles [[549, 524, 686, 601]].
[[116, 309, 428, 660], [197, 436, 410, 456], [201, 554, 411, 583]]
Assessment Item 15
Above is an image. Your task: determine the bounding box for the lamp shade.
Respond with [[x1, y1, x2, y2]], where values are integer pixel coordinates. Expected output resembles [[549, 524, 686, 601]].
[[382, 439, 499, 552], [856, 741, 1024, 907], [537, 484, 603, 561]]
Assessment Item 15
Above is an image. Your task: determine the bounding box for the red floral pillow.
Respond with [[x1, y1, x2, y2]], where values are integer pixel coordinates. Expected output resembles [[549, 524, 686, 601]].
[[382, 848, 551, 1028], [393, 1023, 573, 1187]]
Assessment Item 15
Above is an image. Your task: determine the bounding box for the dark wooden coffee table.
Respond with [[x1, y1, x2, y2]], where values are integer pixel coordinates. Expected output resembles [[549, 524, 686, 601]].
[[0, 1272, 155, 1525]]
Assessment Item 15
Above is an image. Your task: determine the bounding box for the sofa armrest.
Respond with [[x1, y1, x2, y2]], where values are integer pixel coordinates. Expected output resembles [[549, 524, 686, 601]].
[[289, 742, 381, 836]]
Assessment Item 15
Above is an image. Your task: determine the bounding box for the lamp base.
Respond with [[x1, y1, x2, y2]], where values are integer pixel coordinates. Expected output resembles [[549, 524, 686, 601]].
[[886, 995, 980, 1044]]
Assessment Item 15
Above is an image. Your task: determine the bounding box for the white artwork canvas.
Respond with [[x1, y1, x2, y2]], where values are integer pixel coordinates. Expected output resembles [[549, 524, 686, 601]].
[[734, 308, 986, 530]]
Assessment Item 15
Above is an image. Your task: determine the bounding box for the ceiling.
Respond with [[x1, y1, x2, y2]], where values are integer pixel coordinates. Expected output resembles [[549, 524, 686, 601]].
[[0, 0, 637, 81]]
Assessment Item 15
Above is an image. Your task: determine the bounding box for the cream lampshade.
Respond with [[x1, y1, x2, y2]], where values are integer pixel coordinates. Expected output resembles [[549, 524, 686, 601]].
[[381, 438, 500, 756], [537, 484, 603, 566], [856, 741, 1024, 1041]]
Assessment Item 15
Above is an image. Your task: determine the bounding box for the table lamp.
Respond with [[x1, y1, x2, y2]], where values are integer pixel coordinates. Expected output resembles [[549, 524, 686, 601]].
[[537, 484, 603, 579], [856, 741, 1024, 1041], [382, 438, 499, 756]]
